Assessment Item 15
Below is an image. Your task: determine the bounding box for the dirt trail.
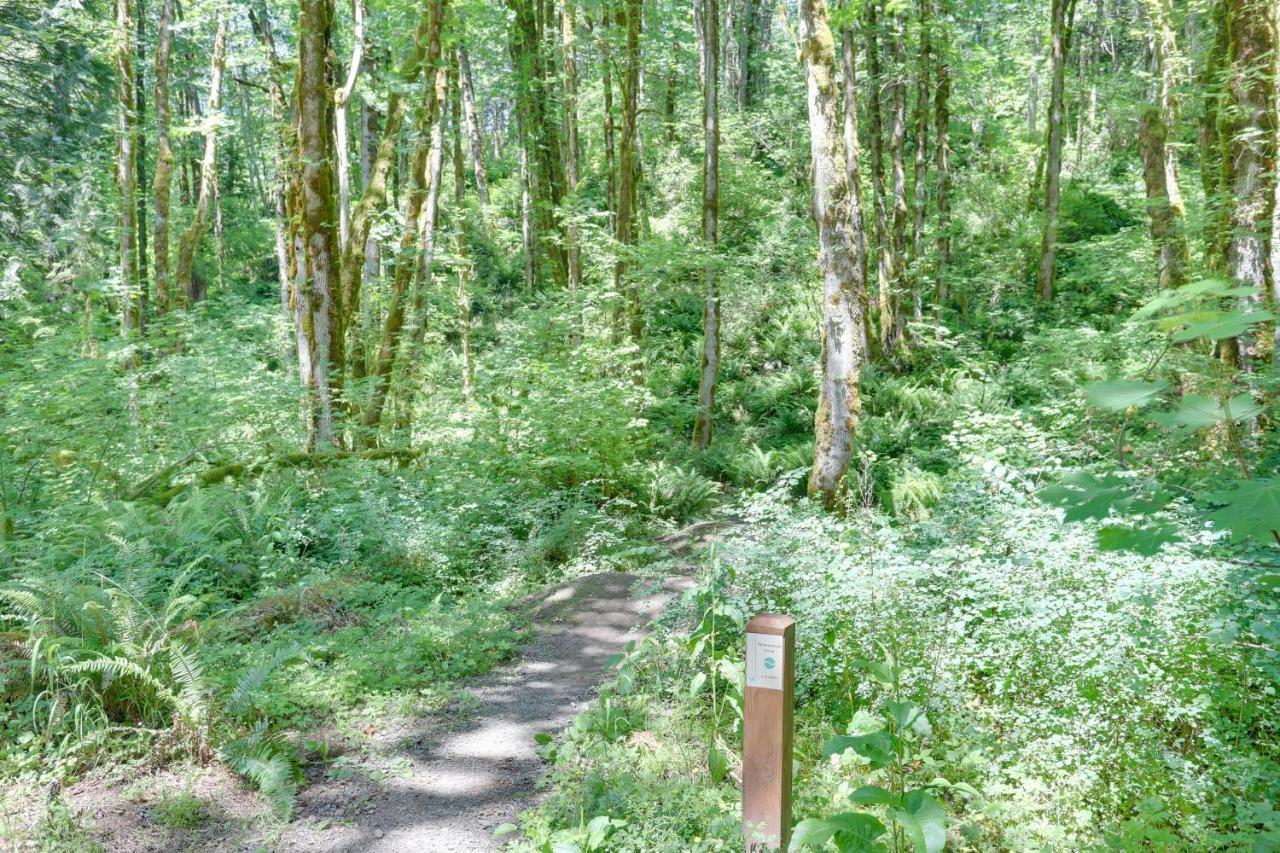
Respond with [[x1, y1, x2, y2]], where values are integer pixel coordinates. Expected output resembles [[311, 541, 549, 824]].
[[277, 570, 696, 852], [65, 520, 734, 852]]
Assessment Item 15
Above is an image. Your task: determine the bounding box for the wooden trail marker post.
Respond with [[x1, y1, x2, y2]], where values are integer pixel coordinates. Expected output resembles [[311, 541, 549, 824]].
[[742, 613, 795, 851]]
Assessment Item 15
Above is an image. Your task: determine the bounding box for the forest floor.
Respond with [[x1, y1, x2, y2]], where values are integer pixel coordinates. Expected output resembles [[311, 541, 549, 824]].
[[61, 521, 736, 852]]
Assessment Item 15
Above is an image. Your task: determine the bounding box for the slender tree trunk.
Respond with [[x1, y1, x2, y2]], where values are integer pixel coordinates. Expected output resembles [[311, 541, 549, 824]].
[[933, 26, 952, 320], [249, 3, 293, 319], [616, 0, 643, 354], [458, 44, 490, 204], [509, 0, 569, 287], [601, 17, 618, 229], [888, 13, 910, 347], [693, 0, 719, 450], [362, 61, 448, 431], [114, 0, 140, 335], [867, 0, 892, 353], [152, 0, 175, 314], [338, 0, 442, 351], [841, 28, 872, 353], [296, 0, 343, 449], [335, 0, 366, 253], [1036, 0, 1078, 302], [449, 79, 475, 403], [1198, 0, 1229, 272], [910, 0, 931, 324], [174, 15, 228, 306], [1137, 0, 1189, 290], [724, 0, 739, 99], [562, 0, 582, 302], [134, 0, 149, 326], [352, 96, 380, 381], [800, 0, 866, 505]]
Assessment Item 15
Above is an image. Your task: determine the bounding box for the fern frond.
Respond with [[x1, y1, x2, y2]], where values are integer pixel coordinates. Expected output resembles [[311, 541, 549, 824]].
[[227, 645, 303, 719]]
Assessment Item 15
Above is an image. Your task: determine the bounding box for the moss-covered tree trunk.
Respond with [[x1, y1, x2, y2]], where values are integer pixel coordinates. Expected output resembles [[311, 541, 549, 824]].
[[1138, 0, 1189, 290], [114, 0, 140, 334], [151, 0, 174, 315], [1035, 0, 1077, 302], [800, 0, 867, 506]]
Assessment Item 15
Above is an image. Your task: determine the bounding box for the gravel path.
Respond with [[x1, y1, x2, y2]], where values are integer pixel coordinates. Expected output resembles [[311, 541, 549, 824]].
[[276, 570, 698, 852]]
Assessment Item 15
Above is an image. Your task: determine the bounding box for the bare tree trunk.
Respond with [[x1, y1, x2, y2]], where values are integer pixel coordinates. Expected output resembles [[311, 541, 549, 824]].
[[174, 15, 228, 306], [449, 82, 475, 404], [114, 0, 140, 335], [693, 0, 719, 450], [296, 0, 343, 449], [1036, 0, 1078, 302], [723, 0, 739, 99], [335, 0, 366, 253], [351, 92, 380, 380], [1198, 0, 1228, 272], [910, 0, 931, 325], [152, 0, 175, 314], [458, 44, 490, 204], [800, 0, 866, 505]]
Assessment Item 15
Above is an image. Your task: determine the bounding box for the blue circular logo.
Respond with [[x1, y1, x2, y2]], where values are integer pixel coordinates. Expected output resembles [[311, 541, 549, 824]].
[[763, 657, 777, 670]]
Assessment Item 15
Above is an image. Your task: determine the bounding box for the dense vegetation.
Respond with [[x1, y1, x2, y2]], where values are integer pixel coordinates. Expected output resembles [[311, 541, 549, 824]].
[[0, 0, 1277, 848]]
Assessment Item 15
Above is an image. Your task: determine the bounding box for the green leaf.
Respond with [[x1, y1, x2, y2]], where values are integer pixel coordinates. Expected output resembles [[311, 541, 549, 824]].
[[1206, 479, 1280, 546], [888, 792, 947, 853], [492, 823, 519, 837], [1038, 471, 1164, 522], [689, 671, 707, 697], [849, 785, 901, 807], [1082, 380, 1168, 411], [790, 818, 839, 850], [708, 746, 730, 785], [828, 813, 888, 852], [823, 731, 897, 769], [1154, 394, 1264, 429], [1133, 278, 1255, 320], [1097, 523, 1180, 555], [886, 700, 932, 737], [1169, 309, 1275, 342]]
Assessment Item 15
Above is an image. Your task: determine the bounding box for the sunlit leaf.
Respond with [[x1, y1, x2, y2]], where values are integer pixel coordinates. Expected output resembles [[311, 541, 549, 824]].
[[1082, 380, 1168, 411]]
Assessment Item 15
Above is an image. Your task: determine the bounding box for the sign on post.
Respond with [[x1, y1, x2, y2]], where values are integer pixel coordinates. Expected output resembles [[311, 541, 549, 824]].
[[742, 613, 795, 851]]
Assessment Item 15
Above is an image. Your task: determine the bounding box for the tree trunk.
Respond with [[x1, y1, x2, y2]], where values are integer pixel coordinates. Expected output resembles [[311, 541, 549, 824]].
[[867, 0, 892, 354], [1198, 0, 1228, 272], [910, 0, 931, 325], [296, 0, 343, 449], [335, 0, 366, 253], [693, 0, 719, 450], [338, 0, 443, 352], [888, 13, 910, 348], [134, 0, 149, 325], [352, 96, 380, 381], [1217, 0, 1274, 365], [450, 86, 475, 403], [933, 26, 952, 319], [841, 28, 872, 354], [509, 0, 569, 287], [114, 0, 140, 335], [152, 0, 175, 314], [458, 44, 490, 204], [362, 61, 448, 431], [174, 15, 228, 306], [799, 0, 866, 506], [616, 0, 643, 352], [1036, 0, 1077, 302], [562, 0, 582, 302], [1137, 0, 1189, 290], [249, 2, 292, 319]]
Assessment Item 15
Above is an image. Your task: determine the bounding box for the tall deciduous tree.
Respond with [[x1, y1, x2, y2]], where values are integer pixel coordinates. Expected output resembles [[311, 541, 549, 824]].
[[1035, 0, 1078, 302], [174, 14, 227, 306], [1138, 0, 1189, 290], [151, 0, 174, 314], [840, 26, 871, 354], [616, 0, 643, 350], [114, 0, 140, 334], [799, 0, 866, 505], [295, 0, 342, 448], [457, 43, 489, 204], [562, 0, 582, 300], [1216, 0, 1275, 365], [334, 0, 366, 253], [693, 0, 719, 450]]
